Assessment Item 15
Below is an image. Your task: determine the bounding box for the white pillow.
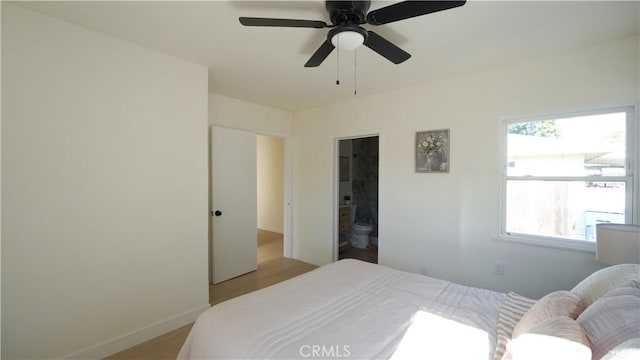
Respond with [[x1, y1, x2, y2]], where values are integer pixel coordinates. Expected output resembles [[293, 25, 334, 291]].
[[505, 316, 591, 360], [577, 281, 640, 360], [600, 338, 640, 360], [512, 290, 585, 339], [571, 264, 640, 306]]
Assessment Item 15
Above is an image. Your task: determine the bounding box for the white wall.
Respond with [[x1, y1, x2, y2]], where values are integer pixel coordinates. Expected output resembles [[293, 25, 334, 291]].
[[257, 135, 284, 233], [292, 35, 640, 298], [209, 93, 293, 134], [1, 4, 209, 358], [1, 3, 4, 357]]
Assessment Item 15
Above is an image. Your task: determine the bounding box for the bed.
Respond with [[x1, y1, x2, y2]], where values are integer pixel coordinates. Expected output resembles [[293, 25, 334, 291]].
[[178, 259, 640, 360]]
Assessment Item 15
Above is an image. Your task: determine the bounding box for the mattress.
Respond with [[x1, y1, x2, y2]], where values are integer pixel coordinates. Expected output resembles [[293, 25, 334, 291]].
[[178, 259, 507, 359]]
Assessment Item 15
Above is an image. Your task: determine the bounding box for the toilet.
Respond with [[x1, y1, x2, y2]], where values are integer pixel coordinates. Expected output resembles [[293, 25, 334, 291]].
[[350, 205, 374, 249]]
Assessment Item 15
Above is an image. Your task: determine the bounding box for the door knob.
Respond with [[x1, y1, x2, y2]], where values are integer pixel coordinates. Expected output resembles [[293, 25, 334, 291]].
[[213, 210, 222, 217]]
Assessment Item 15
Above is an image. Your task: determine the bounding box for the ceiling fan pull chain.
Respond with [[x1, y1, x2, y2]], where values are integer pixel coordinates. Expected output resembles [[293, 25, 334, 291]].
[[336, 37, 340, 85], [354, 49, 357, 95]]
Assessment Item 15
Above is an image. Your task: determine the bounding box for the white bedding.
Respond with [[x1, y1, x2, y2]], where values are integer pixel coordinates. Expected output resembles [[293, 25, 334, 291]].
[[178, 259, 506, 359]]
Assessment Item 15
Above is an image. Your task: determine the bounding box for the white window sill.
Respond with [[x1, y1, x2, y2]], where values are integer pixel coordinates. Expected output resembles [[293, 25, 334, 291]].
[[495, 233, 596, 254]]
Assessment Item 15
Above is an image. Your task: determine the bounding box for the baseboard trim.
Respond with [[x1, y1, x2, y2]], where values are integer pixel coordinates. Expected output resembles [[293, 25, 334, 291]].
[[63, 304, 210, 359]]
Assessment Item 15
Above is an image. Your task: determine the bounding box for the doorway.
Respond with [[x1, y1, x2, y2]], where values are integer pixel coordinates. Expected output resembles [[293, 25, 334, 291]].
[[336, 135, 379, 264], [209, 127, 290, 285], [256, 134, 286, 264]]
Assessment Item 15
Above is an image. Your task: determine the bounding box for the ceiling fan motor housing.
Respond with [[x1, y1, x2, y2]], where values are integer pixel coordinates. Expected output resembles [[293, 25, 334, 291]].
[[326, 0, 371, 25]]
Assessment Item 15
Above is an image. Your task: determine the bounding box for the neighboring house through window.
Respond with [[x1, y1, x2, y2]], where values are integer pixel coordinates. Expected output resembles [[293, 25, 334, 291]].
[[499, 106, 637, 251]]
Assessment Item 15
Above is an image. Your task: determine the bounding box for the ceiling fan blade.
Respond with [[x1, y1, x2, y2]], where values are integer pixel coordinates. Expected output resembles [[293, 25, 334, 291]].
[[366, 1, 466, 25], [364, 31, 410, 64], [304, 40, 335, 67], [239, 17, 328, 28]]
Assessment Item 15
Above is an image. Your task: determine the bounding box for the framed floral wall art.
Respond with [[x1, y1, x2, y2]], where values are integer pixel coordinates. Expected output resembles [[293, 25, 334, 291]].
[[415, 129, 450, 173]]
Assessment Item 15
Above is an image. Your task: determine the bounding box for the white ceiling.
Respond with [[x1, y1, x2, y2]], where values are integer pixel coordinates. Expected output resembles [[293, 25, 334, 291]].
[[14, 1, 640, 111]]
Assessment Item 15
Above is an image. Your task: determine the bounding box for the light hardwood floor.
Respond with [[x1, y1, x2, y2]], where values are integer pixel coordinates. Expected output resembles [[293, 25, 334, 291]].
[[105, 230, 316, 360]]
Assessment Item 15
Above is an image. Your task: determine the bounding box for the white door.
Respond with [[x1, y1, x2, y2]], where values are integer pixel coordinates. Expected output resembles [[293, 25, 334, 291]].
[[211, 126, 257, 284]]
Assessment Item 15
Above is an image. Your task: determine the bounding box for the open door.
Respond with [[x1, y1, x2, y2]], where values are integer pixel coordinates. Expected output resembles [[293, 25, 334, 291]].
[[210, 126, 257, 284]]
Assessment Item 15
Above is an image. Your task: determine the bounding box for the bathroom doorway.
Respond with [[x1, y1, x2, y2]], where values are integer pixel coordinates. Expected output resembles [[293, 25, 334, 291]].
[[336, 135, 379, 264]]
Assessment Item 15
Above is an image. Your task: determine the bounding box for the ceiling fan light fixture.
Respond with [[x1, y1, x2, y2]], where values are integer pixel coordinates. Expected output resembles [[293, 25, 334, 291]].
[[331, 30, 364, 51]]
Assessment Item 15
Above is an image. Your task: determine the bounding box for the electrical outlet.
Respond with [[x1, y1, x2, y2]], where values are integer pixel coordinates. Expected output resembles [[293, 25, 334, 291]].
[[494, 263, 505, 276]]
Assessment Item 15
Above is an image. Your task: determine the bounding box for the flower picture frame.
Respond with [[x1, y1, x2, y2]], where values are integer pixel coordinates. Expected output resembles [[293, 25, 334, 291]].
[[415, 129, 450, 173]]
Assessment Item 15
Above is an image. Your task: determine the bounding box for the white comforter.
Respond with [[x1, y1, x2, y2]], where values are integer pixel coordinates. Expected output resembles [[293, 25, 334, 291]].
[[178, 259, 506, 359]]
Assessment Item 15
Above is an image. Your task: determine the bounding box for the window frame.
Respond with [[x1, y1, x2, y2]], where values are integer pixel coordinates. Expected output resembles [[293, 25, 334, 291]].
[[497, 106, 637, 252]]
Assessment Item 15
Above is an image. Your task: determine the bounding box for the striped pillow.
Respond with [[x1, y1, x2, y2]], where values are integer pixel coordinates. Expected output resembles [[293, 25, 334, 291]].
[[493, 292, 536, 360], [578, 281, 640, 360]]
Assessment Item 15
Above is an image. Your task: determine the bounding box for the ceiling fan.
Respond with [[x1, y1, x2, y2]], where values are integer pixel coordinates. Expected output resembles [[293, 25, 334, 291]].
[[239, 1, 466, 68]]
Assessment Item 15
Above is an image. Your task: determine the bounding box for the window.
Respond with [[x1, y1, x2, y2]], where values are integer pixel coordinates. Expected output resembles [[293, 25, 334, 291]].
[[499, 107, 636, 250]]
